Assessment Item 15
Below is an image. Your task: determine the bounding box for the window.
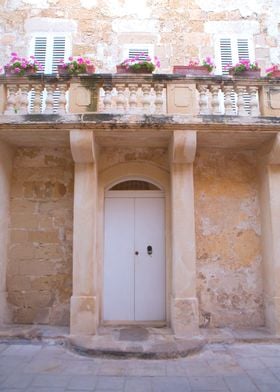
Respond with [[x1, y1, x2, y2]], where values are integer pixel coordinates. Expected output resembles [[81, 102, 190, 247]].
[[215, 36, 255, 114], [215, 36, 255, 75], [30, 34, 71, 74], [122, 44, 154, 61], [29, 34, 71, 112]]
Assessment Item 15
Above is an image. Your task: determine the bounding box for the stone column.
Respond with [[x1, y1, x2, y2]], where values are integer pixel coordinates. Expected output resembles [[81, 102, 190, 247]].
[[70, 130, 98, 335], [0, 140, 14, 325], [170, 130, 199, 336], [259, 134, 280, 334]]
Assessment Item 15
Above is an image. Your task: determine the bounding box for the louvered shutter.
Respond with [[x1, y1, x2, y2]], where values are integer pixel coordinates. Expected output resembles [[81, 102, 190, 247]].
[[128, 48, 150, 60], [29, 35, 68, 113], [52, 37, 66, 73], [33, 37, 47, 73], [219, 38, 233, 75], [218, 37, 253, 114], [237, 39, 250, 62]]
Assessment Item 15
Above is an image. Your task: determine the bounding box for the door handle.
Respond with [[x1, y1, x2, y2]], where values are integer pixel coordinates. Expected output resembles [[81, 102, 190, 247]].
[[135, 251, 139, 255], [147, 245, 152, 255]]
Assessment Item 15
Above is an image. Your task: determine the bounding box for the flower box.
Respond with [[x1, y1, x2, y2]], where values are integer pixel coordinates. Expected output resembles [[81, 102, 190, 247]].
[[268, 70, 280, 78], [58, 57, 95, 76], [3, 53, 42, 77], [116, 65, 153, 74], [229, 69, 261, 78], [173, 65, 211, 76]]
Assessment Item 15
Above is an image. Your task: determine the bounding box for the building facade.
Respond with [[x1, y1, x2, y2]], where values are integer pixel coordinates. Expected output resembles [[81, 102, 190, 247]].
[[0, 0, 280, 338]]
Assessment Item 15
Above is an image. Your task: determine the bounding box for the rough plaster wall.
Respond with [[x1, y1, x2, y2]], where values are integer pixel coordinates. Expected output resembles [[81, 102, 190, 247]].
[[7, 147, 74, 326], [194, 149, 264, 328], [0, 0, 279, 72]]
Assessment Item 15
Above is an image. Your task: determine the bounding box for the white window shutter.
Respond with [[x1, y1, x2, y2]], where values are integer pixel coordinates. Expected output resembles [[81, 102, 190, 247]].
[[219, 38, 233, 75], [52, 36, 66, 73], [128, 48, 150, 60], [237, 39, 250, 61], [33, 37, 47, 73]]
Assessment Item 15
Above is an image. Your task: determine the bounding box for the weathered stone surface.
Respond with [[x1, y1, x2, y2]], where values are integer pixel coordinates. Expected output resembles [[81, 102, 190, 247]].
[[0, 0, 279, 72], [7, 147, 74, 326], [194, 149, 264, 328]]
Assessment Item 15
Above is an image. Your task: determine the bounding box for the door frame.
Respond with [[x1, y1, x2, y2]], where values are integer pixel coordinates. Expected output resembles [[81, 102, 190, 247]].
[[97, 166, 171, 328]]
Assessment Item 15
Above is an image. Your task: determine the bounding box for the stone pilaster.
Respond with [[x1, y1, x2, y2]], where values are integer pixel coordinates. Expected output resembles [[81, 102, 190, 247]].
[[259, 134, 280, 335], [0, 141, 14, 325], [170, 130, 198, 336], [70, 130, 98, 335]]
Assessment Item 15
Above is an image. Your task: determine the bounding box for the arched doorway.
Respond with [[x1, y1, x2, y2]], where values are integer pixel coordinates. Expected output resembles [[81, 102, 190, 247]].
[[103, 179, 166, 323]]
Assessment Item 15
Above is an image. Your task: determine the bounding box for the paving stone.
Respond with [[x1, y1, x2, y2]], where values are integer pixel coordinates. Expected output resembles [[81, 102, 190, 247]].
[[67, 375, 97, 390], [126, 361, 166, 376], [224, 374, 259, 392], [235, 357, 265, 369], [246, 368, 280, 386], [188, 375, 229, 391], [96, 376, 125, 390], [31, 374, 71, 388], [124, 376, 153, 392], [0, 373, 34, 389], [259, 356, 280, 367], [152, 376, 191, 392]]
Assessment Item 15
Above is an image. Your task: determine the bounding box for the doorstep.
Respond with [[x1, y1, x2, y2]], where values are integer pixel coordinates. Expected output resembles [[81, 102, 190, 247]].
[[0, 324, 279, 359]]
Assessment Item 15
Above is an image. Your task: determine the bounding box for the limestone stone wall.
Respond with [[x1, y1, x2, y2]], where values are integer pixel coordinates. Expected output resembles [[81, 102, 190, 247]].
[[7, 147, 74, 325], [0, 0, 279, 72], [194, 149, 264, 328]]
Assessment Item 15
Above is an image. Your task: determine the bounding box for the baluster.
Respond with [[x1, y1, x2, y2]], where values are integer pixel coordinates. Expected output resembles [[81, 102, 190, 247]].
[[141, 84, 152, 112], [4, 84, 18, 114], [45, 84, 55, 114], [32, 84, 42, 113], [248, 86, 260, 116], [210, 85, 221, 115], [197, 84, 209, 114], [154, 84, 164, 113], [128, 84, 138, 111], [223, 86, 235, 115], [57, 83, 67, 114], [103, 85, 113, 111], [115, 84, 126, 111], [18, 84, 30, 114], [236, 85, 248, 116]]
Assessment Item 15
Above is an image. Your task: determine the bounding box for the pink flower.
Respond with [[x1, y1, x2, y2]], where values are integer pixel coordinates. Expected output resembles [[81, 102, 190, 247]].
[[14, 67, 21, 73], [68, 56, 73, 61]]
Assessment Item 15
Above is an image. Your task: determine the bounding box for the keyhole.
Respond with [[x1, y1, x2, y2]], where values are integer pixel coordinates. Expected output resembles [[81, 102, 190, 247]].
[[135, 251, 139, 255]]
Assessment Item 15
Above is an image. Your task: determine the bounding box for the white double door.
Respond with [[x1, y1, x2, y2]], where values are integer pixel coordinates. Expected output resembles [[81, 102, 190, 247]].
[[103, 191, 166, 322]]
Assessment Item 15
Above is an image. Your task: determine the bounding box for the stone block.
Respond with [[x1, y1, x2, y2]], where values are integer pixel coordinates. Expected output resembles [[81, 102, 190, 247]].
[[70, 296, 98, 335], [171, 297, 199, 336], [259, 86, 280, 117], [167, 83, 198, 114], [69, 82, 100, 113], [27, 230, 60, 243]]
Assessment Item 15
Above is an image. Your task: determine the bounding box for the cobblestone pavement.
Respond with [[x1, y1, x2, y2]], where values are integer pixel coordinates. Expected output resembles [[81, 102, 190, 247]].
[[0, 341, 280, 391]]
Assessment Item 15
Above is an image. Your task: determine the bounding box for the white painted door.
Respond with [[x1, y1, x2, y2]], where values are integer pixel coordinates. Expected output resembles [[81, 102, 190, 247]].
[[103, 193, 165, 322]]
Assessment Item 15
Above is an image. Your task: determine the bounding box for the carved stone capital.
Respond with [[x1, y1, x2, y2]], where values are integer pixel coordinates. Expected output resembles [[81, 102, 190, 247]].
[[171, 130, 197, 164], [70, 130, 96, 164]]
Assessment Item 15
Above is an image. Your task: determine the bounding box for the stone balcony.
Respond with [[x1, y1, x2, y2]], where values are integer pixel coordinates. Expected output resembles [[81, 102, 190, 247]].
[[0, 73, 280, 149]]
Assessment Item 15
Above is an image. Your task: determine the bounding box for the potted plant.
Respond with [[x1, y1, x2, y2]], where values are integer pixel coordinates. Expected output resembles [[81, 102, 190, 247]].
[[227, 60, 261, 77], [265, 64, 280, 78], [116, 54, 160, 74], [173, 57, 215, 76], [3, 52, 42, 76], [57, 56, 95, 76]]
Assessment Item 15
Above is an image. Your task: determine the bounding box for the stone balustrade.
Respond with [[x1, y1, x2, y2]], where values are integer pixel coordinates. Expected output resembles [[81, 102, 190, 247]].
[[0, 73, 279, 118]]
